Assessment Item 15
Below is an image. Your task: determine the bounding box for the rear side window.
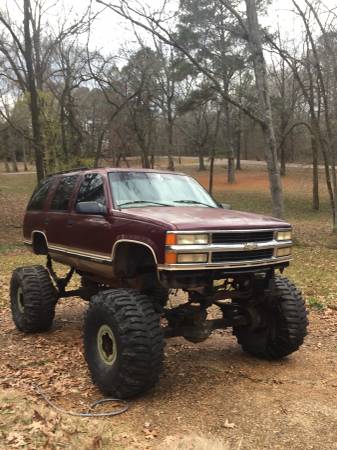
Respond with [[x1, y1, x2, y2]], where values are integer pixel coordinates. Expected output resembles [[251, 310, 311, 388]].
[[50, 175, 78, 211], [76, 174, 106, 206], [27, 178, 53, 211]]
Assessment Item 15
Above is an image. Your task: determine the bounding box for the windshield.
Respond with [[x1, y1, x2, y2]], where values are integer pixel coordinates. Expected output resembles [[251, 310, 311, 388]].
[[108, 172, 218, 209]]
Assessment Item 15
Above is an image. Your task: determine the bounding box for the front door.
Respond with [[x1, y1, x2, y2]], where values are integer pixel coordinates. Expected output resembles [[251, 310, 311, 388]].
[[67, 173, 114, 279]]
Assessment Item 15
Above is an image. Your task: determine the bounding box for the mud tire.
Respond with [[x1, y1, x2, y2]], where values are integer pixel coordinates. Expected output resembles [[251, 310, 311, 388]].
[[84, 289, 164, 398], [10, 266, 57, 333], [233, 276, 308, 359]]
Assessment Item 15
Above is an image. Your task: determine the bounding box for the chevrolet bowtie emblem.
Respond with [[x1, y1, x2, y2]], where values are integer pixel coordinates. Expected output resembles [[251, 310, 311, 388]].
[[244, 243, 259, 251]]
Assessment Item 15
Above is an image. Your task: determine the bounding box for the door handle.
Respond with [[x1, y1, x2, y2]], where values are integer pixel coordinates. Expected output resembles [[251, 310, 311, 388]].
[[67, 219, 73, 226], [44, 218, 49, 225]]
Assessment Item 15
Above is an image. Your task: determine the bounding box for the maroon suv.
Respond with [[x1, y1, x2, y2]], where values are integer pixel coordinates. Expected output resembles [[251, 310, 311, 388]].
[[10, 167, 308, 398]]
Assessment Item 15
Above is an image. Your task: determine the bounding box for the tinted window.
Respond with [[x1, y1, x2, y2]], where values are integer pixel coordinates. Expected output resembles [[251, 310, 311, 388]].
[[76, 174, 106, 206], [50, 175, 78, 211], [27, 178, 53, 211]]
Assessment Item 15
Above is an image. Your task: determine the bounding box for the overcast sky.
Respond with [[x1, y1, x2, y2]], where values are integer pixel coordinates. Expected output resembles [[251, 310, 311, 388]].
[[86, 0, 336, 52], [6, 0, 337, 53]]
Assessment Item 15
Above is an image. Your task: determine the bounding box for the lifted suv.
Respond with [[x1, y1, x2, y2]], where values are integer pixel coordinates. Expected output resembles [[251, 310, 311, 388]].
[[10, 167, 308, 398]]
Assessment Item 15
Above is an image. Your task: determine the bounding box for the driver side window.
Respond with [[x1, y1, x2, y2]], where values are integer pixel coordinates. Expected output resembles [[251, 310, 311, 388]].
[[76, 174, 106, 207]]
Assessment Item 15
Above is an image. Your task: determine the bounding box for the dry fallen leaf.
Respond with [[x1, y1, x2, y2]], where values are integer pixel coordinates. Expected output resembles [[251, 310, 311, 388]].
[[224, 419, 235, 429]]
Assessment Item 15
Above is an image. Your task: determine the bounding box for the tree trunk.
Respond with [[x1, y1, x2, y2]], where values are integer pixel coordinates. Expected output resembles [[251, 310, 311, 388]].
[[3, 128, 11, 172], [198, 153, 206, 171], [279, 109, 288, 176], [24, 0, 45, 182], [244, 119, 249, 160], [236, 108, 243, 170], [224, 101, 235, 184], [22, 136, 29, 171], [167, 111, 175, 171], [5, 159, 11, 172], [246, 0, 284, 218], [122, 155, 130, 167], [236, 137, 241, 170], [311, 131, 319, 211], [94, 131, 106, 168], [209, 156, 215, 195], [209, 109, 221, 194], [280, 142, 286, 177], [141, 148, 151, 168], [289, 130, 295, 163], [227, 153, 235, 183], [11, 147, 18, 172], [60, 103, 69, 165]]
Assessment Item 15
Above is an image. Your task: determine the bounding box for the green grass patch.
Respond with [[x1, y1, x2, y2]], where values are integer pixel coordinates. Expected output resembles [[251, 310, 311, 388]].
[[0, 172, 36, 194], [0, 243, 24, 253], [0, 165, 337, 309], [307, 297, 325, 310]]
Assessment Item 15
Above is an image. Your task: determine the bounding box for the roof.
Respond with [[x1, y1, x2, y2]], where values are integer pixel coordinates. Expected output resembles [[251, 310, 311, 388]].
[[50, 167, 187, 177]]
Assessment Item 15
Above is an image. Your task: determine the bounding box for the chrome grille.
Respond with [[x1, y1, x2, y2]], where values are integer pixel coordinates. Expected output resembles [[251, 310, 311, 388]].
[[212, 231, 274, 244]]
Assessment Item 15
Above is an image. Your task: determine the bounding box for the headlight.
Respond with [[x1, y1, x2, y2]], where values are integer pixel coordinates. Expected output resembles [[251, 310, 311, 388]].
[[166, 233, 209, 245], [177, 253, 208, 263], [177, 234, 209, 245], [277, 230, 292, 241], [276, 247, 292, 257]]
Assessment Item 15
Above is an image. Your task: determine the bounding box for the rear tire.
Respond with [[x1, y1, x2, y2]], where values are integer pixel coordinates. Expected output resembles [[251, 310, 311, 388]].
[[10, 266, 57, 333], [84, 289, 164, 398], [233, 276, 308, 359]]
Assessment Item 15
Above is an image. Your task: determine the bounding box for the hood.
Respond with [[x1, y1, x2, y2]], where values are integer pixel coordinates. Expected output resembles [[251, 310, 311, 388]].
[[122, 206, 289, 230]]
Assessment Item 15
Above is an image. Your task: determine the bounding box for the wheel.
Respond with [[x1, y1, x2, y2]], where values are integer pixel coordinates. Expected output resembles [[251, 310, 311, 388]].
[[10, 266, 57, 333], [233, 276, 308, 359], [84, 289, 164, 398]]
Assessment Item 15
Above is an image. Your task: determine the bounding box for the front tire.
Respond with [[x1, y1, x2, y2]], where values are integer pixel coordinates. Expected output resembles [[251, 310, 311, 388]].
[[84, 289, 164, 398], [10, 266, 57, 333], [233, 276, 308, 359]]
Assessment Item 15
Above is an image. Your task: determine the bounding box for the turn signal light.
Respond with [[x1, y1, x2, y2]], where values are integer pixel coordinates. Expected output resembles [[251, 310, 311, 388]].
[[165, 234, 177, 246], [165, 251, 177, 264]]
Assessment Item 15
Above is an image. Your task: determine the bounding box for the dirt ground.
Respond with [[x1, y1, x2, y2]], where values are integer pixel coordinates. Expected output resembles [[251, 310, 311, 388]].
[[1, 163, 337, 449], [1, 285, 337, 449]]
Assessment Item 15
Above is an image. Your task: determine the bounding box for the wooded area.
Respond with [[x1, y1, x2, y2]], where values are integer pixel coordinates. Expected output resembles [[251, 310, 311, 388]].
[[1, 0, 337, 223]]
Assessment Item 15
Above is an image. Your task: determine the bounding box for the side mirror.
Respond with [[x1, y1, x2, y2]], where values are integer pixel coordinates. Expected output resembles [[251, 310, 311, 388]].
[[76, 201, 107, 215], [220, 203, 231, 210]]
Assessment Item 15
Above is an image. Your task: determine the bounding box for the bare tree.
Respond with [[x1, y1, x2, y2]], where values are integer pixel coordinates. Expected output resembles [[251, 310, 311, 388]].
[[0, 0, 93, 180], [96, 0, 284, 217], [267, 0, 337, 227]]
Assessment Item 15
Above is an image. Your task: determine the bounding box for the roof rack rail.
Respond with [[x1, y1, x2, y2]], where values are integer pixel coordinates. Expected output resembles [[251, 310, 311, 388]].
[[49, 167, 89, 176]]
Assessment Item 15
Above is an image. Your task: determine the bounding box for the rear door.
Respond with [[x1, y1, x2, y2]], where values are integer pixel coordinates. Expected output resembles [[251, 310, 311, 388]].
[[45, 175, 79, 248]]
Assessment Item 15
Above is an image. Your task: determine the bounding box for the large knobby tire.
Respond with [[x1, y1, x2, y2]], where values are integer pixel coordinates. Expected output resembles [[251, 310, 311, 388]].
[[84, 289, 164, 398], [233, 276, 308, 359], [10, 266, 57, 333]]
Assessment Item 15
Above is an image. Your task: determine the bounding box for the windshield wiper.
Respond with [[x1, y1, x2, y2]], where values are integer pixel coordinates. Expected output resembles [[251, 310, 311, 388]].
[[118, 200, 170, 208], [174, 200, 216, 208]]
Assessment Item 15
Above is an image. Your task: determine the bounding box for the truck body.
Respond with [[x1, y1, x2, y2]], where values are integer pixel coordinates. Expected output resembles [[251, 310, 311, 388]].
[[22, 167, 293, 289]]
